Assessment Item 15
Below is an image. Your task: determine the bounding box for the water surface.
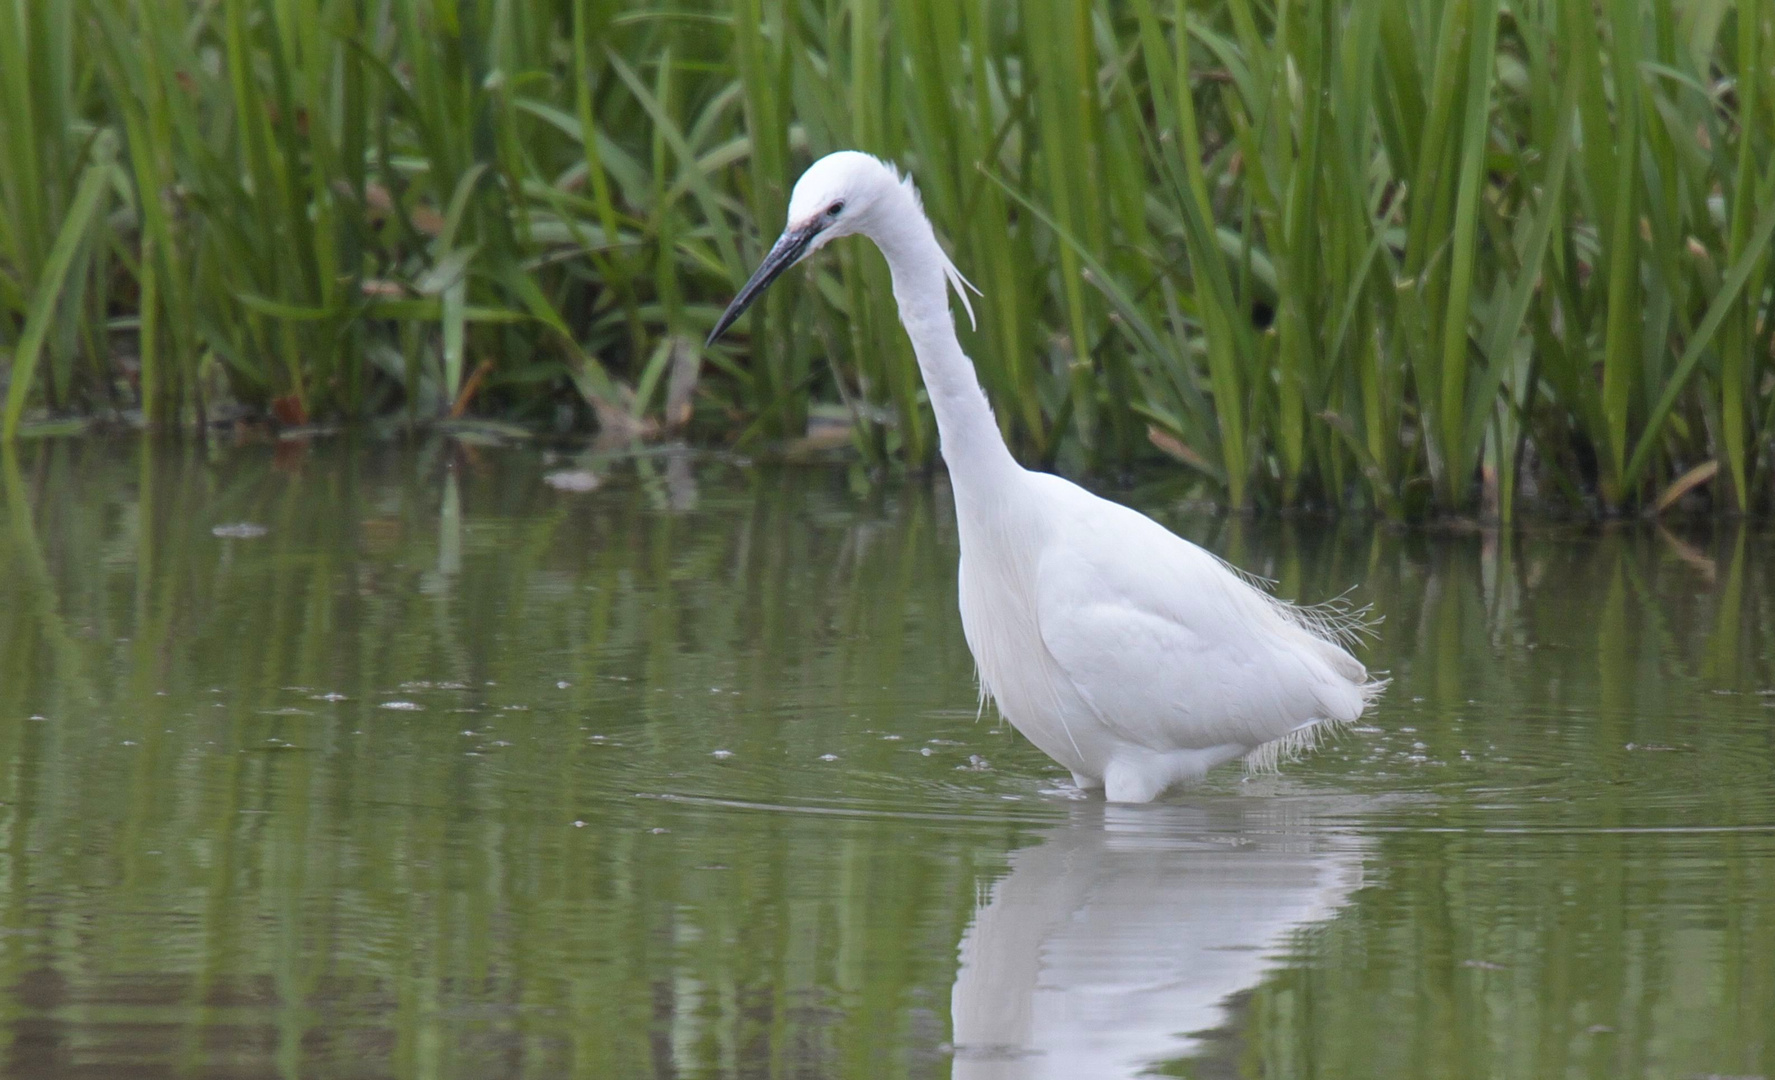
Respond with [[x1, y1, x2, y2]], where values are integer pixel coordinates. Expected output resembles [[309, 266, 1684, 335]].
[[1, 439, 1771, 1079]]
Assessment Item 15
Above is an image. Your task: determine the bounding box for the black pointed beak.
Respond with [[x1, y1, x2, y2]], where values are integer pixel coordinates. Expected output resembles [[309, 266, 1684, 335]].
[[705, 222, 823, 347]]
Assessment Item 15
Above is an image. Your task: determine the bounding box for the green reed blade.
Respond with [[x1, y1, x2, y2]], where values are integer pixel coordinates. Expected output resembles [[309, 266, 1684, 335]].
[[1461, 52, 1578, 472], [1624, 195, 1775, 490], [3, 160, 112, 441], [1432, 0, 1499, 503]]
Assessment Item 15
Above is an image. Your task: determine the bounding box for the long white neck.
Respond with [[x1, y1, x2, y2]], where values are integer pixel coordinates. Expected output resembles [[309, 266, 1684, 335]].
[[866, 197, 1020, 487]]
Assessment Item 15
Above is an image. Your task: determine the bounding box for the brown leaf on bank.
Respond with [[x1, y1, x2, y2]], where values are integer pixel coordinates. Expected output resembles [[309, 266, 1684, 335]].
[[270, 394, 308, 427], [450, 359, 495, 418], [1480, 464, 1500, 521], [328, 178, 437, 234], [779, 418, 855, 462], [1651, 459, 1717, 516], [410, 205, 445, 236], [362, 182, 394, 213], [1147, 425, 1213, 473]]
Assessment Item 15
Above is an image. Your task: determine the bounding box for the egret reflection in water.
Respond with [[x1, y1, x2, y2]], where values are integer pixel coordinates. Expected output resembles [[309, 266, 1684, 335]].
[[952, 797, 1369, 1079]]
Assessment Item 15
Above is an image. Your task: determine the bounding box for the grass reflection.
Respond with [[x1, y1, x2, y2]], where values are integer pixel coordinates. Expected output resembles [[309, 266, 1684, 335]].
[[0, 440, 1770, 1079]]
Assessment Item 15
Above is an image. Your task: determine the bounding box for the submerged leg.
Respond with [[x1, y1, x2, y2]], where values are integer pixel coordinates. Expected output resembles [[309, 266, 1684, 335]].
[[1104, 745, 1247, 803], [1103, 759, 1171, 803]]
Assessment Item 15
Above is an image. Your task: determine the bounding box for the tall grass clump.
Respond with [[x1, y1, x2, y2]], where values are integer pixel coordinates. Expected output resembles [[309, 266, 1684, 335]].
[[1099, 0, 1775, 516], [0, 0, 1770, 517], [7, 0, 758, 435]]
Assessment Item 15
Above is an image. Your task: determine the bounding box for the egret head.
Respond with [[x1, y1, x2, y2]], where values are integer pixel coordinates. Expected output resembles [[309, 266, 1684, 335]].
[[706, 152, 901, 346]]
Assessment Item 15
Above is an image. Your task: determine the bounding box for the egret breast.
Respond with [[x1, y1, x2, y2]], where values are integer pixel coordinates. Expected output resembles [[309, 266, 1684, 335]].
[[957, 544, 1102, 778]]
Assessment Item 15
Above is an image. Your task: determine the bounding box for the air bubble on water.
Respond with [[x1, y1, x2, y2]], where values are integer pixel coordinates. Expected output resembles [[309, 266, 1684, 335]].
[[920, 747, 933, 756], [545, 469, 601, 493], [573, 820, 587, 828], [211, 522, 268, 539], [557, 681, 571, 689], [819, 754, 838, 762], [712, 749, 733, 760]]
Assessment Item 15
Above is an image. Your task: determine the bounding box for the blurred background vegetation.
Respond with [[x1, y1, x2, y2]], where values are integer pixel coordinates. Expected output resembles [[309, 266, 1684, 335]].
[[0, 0, 1771, 517]]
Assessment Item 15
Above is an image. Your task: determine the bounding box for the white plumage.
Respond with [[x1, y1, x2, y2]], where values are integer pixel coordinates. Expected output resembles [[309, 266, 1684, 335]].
[[708, 151, 1384, 802]]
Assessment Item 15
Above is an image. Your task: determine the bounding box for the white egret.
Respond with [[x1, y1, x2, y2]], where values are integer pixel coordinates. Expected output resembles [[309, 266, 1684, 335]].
[[708, 152, 1383, 802]]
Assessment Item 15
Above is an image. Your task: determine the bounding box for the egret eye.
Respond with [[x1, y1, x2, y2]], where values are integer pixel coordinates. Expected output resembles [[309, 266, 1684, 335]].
[[827, 201, 845, 218]]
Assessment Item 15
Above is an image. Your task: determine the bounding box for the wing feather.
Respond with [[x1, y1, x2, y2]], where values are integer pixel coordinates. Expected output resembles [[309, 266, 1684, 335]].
[[1031, 485, 1375, 755]]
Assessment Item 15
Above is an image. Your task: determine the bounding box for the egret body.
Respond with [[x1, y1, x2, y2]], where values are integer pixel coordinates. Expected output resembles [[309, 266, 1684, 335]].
[[708, 152, 1383, 802]]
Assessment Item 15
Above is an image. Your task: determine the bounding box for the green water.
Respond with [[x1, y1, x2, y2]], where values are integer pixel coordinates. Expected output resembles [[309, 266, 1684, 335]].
[[0, 440, 1771, 1080]]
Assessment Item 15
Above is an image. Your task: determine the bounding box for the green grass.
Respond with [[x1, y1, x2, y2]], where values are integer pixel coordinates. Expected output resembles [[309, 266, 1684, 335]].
[[0, 0, 1770, 516]]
